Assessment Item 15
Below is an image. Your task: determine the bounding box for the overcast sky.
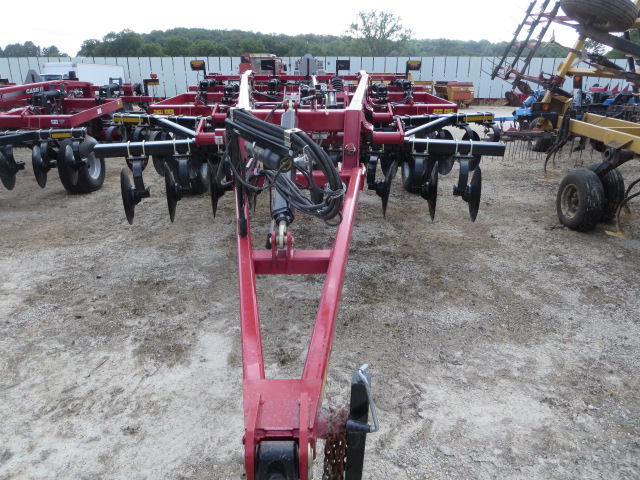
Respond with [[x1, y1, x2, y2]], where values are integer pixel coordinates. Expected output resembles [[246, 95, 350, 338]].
[[2, 0, 579, 56]]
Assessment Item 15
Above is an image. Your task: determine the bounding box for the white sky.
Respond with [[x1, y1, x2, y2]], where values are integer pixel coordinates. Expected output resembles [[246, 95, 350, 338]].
[[2, 0, 579, 56]]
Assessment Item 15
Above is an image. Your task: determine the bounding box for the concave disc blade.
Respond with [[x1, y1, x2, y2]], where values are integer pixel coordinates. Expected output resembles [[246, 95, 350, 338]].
[[32, 145, 47, 188], [381, 159, 397, 217], [428, 161, 439, 221], [58, 141, 79, 186], [0, 150, 16, 190], [164, 162, 177, 223], [436, 130, 455, 176], [210, 171, 220, 218], [468, 166, 482, 222], [120, 169, 135, 225]]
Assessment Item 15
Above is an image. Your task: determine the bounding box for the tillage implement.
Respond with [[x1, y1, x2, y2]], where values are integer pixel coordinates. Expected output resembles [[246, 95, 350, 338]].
[[92, 59, 506, 479], [492, 0, 640, 236]]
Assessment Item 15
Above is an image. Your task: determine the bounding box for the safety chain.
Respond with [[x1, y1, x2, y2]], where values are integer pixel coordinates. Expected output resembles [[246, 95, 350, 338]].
[[322, 407, 349, 480]]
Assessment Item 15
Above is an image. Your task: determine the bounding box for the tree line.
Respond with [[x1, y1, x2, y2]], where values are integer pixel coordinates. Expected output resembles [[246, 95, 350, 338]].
[[1, 10, 571, 59], [4, 10, 625, 60], [0, 42, 67, 57], [0, 29, 568, 58]]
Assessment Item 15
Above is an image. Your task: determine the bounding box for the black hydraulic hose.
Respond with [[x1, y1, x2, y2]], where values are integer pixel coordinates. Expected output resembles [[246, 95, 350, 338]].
[[226, 109, 344, 221]]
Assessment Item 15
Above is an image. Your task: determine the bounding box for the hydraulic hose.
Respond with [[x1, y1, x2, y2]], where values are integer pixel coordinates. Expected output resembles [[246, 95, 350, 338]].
[[225, 109, 344, 221]]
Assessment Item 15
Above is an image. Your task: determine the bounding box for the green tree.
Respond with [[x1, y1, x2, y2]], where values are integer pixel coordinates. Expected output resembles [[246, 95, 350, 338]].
[[100, 30, 144, 56], [139, 43, 165, 56], [42, 46, 65, 57], [193, 40, 229, 56], [348, 10, 413, 56], [3, 41, 40, 57], [24, 41, 40, 56], [78, 39, 101, 56], [585, 39, 605, 56], [164, 36, 195, 56], [238, 39, 267, 54], [14, 25, 594, 59]]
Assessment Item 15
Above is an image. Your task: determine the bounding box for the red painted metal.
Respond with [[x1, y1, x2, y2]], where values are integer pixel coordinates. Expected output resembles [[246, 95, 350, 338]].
[[0, 99, 123, 129], [0, 80, 94, 109], [220, 64, 459, 477], [84, 58, 465, 477], [238, 167, 364, 480]]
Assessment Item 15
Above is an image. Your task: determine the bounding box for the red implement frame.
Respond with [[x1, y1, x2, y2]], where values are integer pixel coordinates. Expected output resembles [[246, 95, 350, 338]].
[[0, 99, 124, 129], [237, 73, 370, 479], [0, 80, 157, 129], [92, 67, 471, 478]]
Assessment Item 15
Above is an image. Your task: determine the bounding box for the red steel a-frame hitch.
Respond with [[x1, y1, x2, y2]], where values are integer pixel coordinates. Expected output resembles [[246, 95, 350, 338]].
[[235, 74, 373, 480]]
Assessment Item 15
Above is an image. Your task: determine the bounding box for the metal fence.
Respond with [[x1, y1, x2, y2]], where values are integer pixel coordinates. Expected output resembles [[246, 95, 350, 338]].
[[0, 56, 630, 100]]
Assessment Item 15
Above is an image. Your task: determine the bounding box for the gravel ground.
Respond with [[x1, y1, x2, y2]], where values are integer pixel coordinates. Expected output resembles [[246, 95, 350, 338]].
[[1, 106, 639, 479]]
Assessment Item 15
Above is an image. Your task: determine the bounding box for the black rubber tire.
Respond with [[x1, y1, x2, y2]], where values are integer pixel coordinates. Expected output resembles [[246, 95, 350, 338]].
[[152, 155, 167, 176], [531, 137, 554, 152], [57, 137, 104, 194], [587, 163, 625, 221], [556, 168, 605, 231], [401, 160, 426, 194], [76, 136, 105, 193], [560, 0, 639, 32], [148, 131, 170, 176], [401, 162, 414, 193], [190, 159, 210, 195]]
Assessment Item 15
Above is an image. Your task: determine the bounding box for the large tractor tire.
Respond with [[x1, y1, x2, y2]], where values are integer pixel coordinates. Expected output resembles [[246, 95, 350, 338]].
[[587, 163, 625, 221], [556, 168, 605, 231], [560, 0, 639, 32]]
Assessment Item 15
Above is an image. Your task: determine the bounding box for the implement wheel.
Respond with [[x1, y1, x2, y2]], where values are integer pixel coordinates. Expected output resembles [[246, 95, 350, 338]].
[[57, 137, 105, 194], [560, 0, 639, 32], [557, 168, 605, 231], [530, 137, 554, 152], [189, 157, 210, 195], [76, 136, 105, 193], [588, 163, 625, 221], [530, 136, 554, 153]]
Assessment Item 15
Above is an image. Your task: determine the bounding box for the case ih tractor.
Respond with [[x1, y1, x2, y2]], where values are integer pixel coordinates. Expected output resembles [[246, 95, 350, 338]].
[[493, 0, 640, 236], [92, 58, 505, 479]]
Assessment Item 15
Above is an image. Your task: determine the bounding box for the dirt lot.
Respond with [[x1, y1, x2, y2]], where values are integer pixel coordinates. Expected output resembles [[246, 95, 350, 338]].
[[1, 106, 639, 479]]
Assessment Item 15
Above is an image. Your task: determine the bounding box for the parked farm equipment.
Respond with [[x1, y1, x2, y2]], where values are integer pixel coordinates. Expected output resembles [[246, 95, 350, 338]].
[[0, 76, 158, 193], [92, 60, 505, 479], [492, 0, 640, 236], [434, 81, 475, 107]]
